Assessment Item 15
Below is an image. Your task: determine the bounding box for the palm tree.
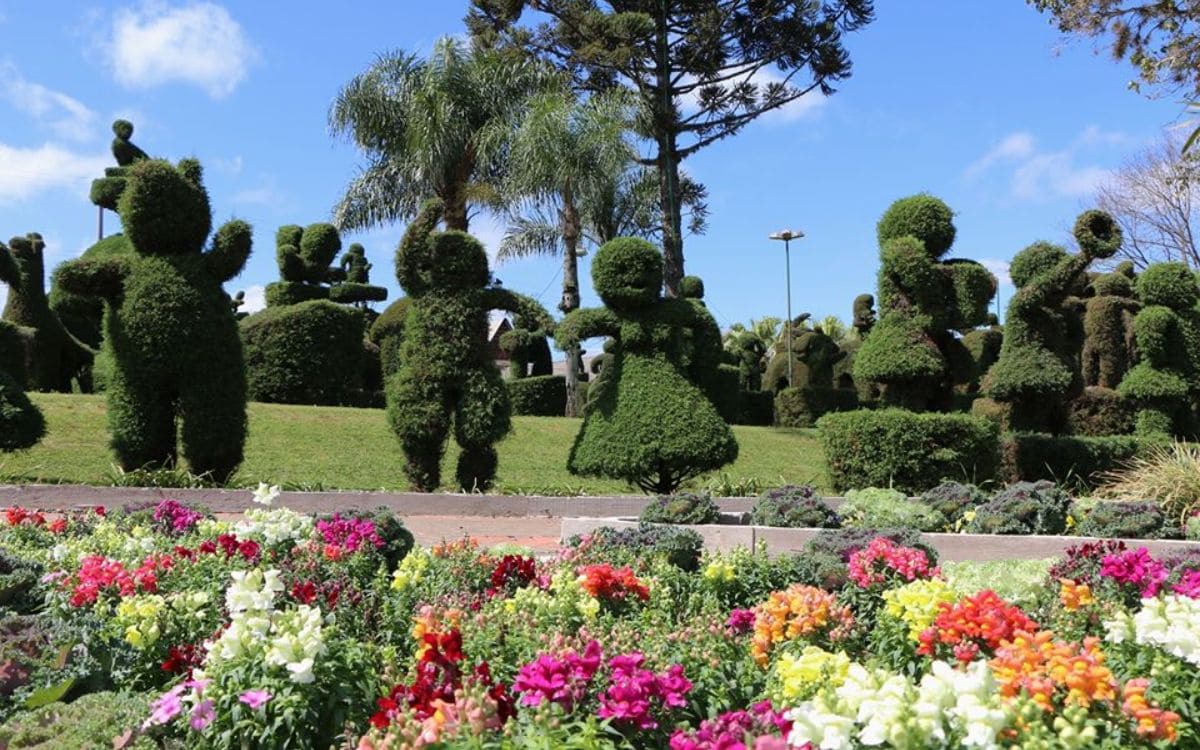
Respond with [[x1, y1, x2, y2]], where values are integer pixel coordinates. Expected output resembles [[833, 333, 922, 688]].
[[329, 36, 545, 232]]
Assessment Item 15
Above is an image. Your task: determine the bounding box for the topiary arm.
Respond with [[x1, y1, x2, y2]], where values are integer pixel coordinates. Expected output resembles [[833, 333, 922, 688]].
[[481, 288, 556, 337], [53, 257, 130, 299], [205, 219, 253, 282], [395, 198, 443, 295], [0, 242, 19, 288], [555, 307, 620, 350]]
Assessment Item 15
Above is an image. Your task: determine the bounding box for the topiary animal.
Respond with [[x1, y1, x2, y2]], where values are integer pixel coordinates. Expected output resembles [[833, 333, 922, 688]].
[[1082, 269, 1140, 389], [854, 194, 997, 411], [386, 199, 554, 491], [54, 158, 252, 482], [0, 245, 44, 451], [556, 237, 738, 494], [1118, 261, 1200, 436], [982, 211, 1121, 433], [1, 233, 93, 392]]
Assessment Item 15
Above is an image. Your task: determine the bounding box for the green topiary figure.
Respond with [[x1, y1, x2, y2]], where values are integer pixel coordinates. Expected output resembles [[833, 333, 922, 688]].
[[983, 211, 1121, 433], [678, 274, 739, 421], [340, 242, 372, 283], [852, 293, 876, 337], [1, 233, 94, 392], [266, 223, 344, 306], [331, 243, 388, 307], [387, 199, 554, 491], [960, 314, 1002, 394], [0, 244, 44, 451], [854, 194, 997, 411], [369, 297, 411, 381], [54, 158, 252, 482], [1118, 261, 1200, 437], [1082, 269, 1140, 389], [500, 316, 554, 378], [89, 120, 149, 212], [555, 237, 738, 494]]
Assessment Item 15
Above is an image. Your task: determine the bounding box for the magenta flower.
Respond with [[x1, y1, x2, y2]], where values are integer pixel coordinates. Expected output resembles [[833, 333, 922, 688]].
[[189, 699, 215, 730], [726, 608, 756, 635], [1174, 569, 1200, 599], [1100, 547, 1168, 597], [239, 690, 272, 710], [143, 685, 185, 728], [513, 640, 603, 710], [669, 701, 789, 750], [598, 653, 692, 730]]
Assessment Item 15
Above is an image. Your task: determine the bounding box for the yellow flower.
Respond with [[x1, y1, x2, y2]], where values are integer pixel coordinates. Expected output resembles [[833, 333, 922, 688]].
[[772, 646, 850, 702], [1058, 579, 1095, 611], [391, 549, 430, 591], [703, 559, 737, 583], [882, 579, 957, 641]]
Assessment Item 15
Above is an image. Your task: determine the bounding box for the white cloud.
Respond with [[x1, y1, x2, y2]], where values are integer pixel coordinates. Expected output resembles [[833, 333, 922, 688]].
[[979, 258, 1012, 287], [964, 132, 1036, 179], [105, 2, 257, 98], [964, 128, 1114, 202], [238, 283, 265, 314], [0, 142, 108, 204], [214, 155, 243, 175], [0, 63, 96, 141], [232, 178, 284, 208]]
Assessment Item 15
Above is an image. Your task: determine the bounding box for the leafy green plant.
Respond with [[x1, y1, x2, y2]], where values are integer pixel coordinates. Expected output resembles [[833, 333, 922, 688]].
[[0, 691, 157, 750], [1098, 441, 1200, 525], [1074, 500, 1175, 540], [639, 492, 721, 525], [750, 485, 837, 528], [105, 464, 217, 489], [919, 481, 987, 529], [839, 487, 944, 531], [1188, 514, 1200, 541], [701, 472, 764, 498], [965, 480, 1071, 535]]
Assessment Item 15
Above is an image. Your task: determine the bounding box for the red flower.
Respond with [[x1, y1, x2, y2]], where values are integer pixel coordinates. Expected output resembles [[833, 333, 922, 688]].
[[578, 564, 650, 602], [47, 518, 67, 534], [291, 581, 318, 605]]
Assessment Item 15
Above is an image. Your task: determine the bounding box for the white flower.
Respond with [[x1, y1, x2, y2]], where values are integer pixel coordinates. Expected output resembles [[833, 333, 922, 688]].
[[251, 482, 281, 506], [236, 508, 313, 546], [786, 699, 855, 749]]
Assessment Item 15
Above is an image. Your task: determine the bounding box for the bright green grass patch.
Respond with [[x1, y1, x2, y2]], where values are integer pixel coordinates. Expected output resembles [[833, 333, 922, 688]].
[[0, 393, 828, 495]]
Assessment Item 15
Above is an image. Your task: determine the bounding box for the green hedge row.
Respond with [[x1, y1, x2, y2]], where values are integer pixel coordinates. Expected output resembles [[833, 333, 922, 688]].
[[776, 386, 858, 428], [507, 374, 567, 416], [998, 433, 1150, 487]]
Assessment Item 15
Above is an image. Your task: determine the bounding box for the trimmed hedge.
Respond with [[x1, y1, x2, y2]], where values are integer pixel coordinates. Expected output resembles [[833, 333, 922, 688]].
[[241, 300, 366, 406], [818, 408, 1000, 493], [507, 374, 567, 416], [775, 386, 858, 428], [998, 433, 1149, 488]]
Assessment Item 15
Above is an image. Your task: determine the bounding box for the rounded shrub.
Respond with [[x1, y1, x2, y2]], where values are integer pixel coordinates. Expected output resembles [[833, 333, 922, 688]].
[[875, 193, 956, 257], [774, 385, 857, 427], [965, 480, 1071, 535], [1074, 500, 1173, 540], [839, 486, 945, 531], [639, 491, 721, 525], [1068, 386, 1134, 436], [241, 300, 367, 406], [751, 484, 837, 528], [507, 374, 567, 416]]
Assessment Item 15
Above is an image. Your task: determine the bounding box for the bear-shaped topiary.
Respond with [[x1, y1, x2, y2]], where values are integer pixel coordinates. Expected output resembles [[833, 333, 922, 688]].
[[556, 237, 738, 494], [2, 233, 94, 392], [854, 194, 997, 411], [1118, 261, 1200, 436], [55, 158, 252, 482], [1082, 265, 1140, 390], [982, 210, 1121, 433], [387, 199, 554, 491], [0, 243, 45, 451]]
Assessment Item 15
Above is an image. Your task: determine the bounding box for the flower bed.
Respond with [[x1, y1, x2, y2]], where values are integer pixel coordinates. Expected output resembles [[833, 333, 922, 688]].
[[1, 496, 1199, 748]]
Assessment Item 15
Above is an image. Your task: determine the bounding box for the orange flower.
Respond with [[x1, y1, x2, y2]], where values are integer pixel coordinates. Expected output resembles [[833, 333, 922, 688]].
[[750, 584, 853, 666], [990, 630, 1117, 711], [412, 605, 463, 659], [1058, 578, 1095, 611], [1122, 678, 1181, 742]]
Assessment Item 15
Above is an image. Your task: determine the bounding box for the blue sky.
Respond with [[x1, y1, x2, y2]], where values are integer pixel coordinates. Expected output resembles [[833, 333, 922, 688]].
[[0, 1, 1189, 337]]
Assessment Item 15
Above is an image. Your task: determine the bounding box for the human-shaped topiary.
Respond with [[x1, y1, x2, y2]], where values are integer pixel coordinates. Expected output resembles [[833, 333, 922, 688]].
[[1, 233, 93, 392], [0, 243, 44, 451], [678, 274, 740, 422], [387, 199, 554, 491], [266, 223, 345, 306], [959, 313, 1002, 394], [555, 237, 738, 494], [340, 243, 372, 284], [499, 316, 553, 378], [854, 194, 997, 411], [330, 243, 388, 306], [1082, 268, 1140, 389], [835, 293, 877, 397], [1118, 261, 1200, 437], [982, 211, 1121, 433], [88, 120, 150, 212], [852, 294, 876, 337], [55, 158, 252, 482]]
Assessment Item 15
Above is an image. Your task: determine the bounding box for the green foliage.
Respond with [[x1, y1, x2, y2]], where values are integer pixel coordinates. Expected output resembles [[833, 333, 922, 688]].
[[1187, 515, 1200, 541], [1096, 440, 1200, 524], [960, 325, 1002, 393], [875, 192, 956, 257], [1067, 386, 1134, 436], [840, 486, 945, 531], [639, 491, 721, 525], [1082, 272, 1138, 390], [369, 297, 410, 381], [0, 691, 156, 750], [567, 524, 704, 572], [590, 237, 662, 308], [48, 234, 131, 350], [737, 390, 774, 426], [818, 408, 1000, 493], [1008, 241, 1066, 288], [241, 300, 368, 406], [507, 374, 567, 416], [999, 433, 1146, 489], [1075, 500, 1174, 540], [774, 386, 857, 428], [919, 480, 987, 527], [751, 484, 837, 528], [966, 480, 1071, 535], [53, 158, 251, 483]]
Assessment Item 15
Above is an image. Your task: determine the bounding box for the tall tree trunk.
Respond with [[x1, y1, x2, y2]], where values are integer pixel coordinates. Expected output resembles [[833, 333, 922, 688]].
[[560, 183, 583, 417], [653, 4, 683, 297], [442, 153, 474, 231]]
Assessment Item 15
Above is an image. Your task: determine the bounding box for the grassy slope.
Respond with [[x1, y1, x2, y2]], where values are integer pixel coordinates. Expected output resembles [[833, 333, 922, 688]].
[[0, 393, 828, 494]]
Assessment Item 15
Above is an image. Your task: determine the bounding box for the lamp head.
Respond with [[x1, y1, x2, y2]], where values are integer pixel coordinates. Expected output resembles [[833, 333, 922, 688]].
[[769, 229, 804, 242]]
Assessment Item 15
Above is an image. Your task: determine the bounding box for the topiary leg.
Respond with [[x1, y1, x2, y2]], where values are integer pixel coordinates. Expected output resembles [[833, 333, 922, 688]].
[[107, 369, 177, 472], [387, 369, 450, 492], [178, 372, 247, 484], [0, 368, 44, 451], [452, 366, 511, 492]]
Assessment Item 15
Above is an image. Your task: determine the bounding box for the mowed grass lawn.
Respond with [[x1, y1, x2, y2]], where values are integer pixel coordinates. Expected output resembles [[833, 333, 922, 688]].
[[0, 393, 830, 494]]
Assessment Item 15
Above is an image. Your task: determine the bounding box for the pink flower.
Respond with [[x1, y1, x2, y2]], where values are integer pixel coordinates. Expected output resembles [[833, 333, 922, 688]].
[[1100, 547, 1168, 597], [668, 701, 788, 749], [189, 700, 215, 731], [598, 653, 692, 730], [847, 538, 937, 588], [513, 640, 603, 710], [726, 608, 756, 635], [144, 685, 186, 728], [1173, 570, 1200, 599], [239, 690, 272, 710]]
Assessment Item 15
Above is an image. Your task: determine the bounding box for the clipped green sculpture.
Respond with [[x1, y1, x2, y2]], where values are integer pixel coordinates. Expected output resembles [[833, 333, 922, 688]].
[[340, 243, 372, 283], [500, 317, 553, 378], [1082, 267, 1139, 389], [387, 198, 554, 491], [89, 120, 150, 212], [0, 243, 44, 451], [854, 194, 997, 411], [556, 237, 738, 494], [267, 226, 387, 308], [1, 233, 93, 392], [369, 297, 411, 381], [1118, 262, 1200, 436], [960, 313, 1003, 394], [982, 211, 1121, 433], [852, 293, 876, 337], [55, 158, 252, 482], [764, 318, 845, 392], [678, 274, 740, 421]]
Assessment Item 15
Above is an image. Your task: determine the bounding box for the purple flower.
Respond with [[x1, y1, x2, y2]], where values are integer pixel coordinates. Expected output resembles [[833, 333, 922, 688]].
[[189, 700, 215, 731], [726, 608, 756, 635], [316, 514, 383, 553], [239, 690, 272, 710], [669, 701, 789, 750], [153, 499, 204, 536]]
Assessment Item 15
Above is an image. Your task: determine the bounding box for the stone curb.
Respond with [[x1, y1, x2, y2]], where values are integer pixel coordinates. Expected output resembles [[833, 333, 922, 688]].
[[559, 517, 1200, 562]]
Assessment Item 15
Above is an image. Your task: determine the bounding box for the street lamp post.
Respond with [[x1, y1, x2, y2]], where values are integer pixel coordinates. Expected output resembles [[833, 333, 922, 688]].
[[768, 229, 804, 388]]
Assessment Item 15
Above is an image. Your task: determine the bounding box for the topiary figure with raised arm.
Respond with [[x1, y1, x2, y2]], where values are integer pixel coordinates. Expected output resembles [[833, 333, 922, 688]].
[[387, 198, 554, 491], [55, 158, 252, 482], [555, 237, 738, 494]]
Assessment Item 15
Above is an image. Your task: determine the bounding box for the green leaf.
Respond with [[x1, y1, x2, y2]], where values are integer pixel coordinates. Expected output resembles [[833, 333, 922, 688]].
[[23, 676, 76, 709]]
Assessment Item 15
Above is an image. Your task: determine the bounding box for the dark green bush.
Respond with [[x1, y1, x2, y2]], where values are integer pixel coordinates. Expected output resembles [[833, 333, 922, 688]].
[[0, 369, 43, 452], [875, 193, 956, 257], [840, 487, 945, 531], [818, 408, 1000, 493], [920, 480, 987, 527], [1074, 500, 1174, 540], [775, 386, 857, 427], [966, 480, 1071, 535], [737, 390, 774, 425], [567, 524, 704, 572], [241, 300, 366, 406], [639, 491, 721, 525], [1068, 386, 1134, 436], [369, 297, 410, 380], [49, 234, 131, 350], [750, 484, 837, 528], [507, 374, 567, 416], [999, 433, 1147, 488]]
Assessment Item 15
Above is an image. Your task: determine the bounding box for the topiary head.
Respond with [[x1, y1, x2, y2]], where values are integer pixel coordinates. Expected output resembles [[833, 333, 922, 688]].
[[592, 237, 662, 311], [1009, 241, 1067, 288], [1091, 272, 1133, 298], [118, 158, 212, 255], [112, 119, 134, 141], [679, 275, 705, 300], [1073, 210, 1122, 260], [427, 231, 490, 290], [1137, 261, 1199, 309], [300, 223, 342, 268], [876, 193, 956, 258], [6, 233, 44, 261]]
